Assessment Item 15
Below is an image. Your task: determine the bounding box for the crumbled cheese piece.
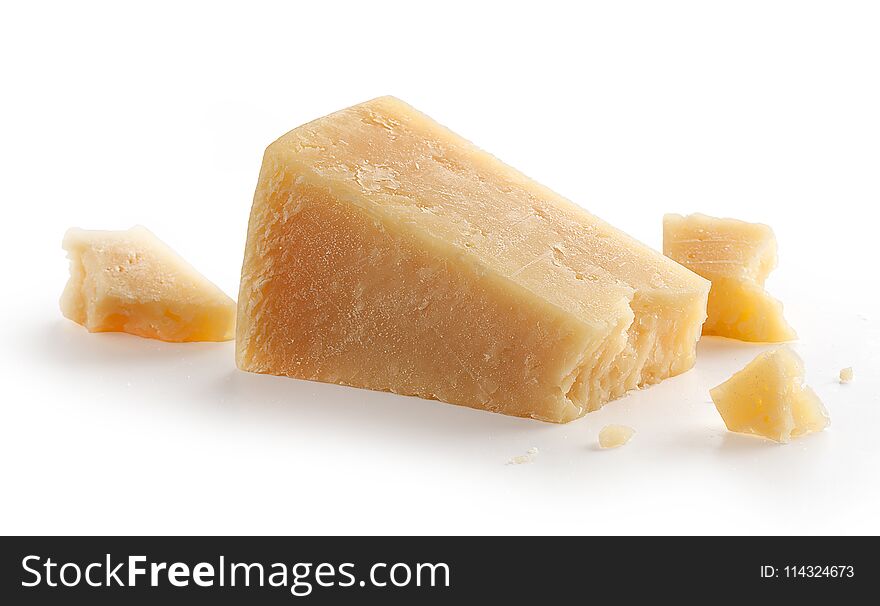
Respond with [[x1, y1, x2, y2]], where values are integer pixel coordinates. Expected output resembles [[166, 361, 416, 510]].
[[839, 367, 853, 384], [61, 227, 235, 342], [507, 447, 539, 465], [598, 424, 635, 449], [710, 346, 830, 443], [663, 213, 796, 342]]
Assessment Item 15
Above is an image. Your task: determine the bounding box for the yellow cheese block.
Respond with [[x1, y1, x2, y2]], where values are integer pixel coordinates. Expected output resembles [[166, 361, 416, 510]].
[[663, 213, 796, 342], [237, 97, 710, 422], [710, 347, 829, 443], [61, 227, 236, 342]]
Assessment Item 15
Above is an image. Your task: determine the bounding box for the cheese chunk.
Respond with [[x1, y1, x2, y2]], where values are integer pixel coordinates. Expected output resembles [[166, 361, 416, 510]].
[[61, 227, 235, 342], [839, 367, 853, 383], [237, 97, 710, 422], [598, 424, 635, 448], [710, 347, 829, 443], [663, 213, 796, 342]]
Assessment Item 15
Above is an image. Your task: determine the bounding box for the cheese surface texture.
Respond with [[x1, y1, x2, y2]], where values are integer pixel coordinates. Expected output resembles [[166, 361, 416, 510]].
[[663, 213, 796, 342], [61, 227, 236, 342], [710, 347, 829, 443], [237, 97, 710, 422]]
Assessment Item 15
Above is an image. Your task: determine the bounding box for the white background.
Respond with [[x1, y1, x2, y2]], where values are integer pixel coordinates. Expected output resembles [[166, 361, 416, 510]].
[[1, 1, 878, 535]]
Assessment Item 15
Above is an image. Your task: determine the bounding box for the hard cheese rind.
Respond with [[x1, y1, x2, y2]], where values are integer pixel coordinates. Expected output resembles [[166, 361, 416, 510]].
[[710, 346, 829, 443], [61, 227, 236, 342], [663, 213, 796, 342], [237, 97, 710, 422]]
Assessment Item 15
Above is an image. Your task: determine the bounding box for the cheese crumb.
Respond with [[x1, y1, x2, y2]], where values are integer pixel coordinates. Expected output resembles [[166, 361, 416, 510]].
[[507, 447, 539, 465], [839, 367, 853, 384], [598, 425, 635, 449]]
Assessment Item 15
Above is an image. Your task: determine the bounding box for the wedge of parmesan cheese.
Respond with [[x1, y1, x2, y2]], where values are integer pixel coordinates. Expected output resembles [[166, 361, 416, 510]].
[[237, 97, 710, 422]]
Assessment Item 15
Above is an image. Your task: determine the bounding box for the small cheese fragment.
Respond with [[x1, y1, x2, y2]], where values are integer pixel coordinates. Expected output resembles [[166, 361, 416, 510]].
[[710, 347, 829, 443], [598, 424, 635, 448], [839, 367, 853, 383], [237, 97, 710, 422], [61, 227, 235, 342], [507, 447, 539, 465], [663, 213, 796, 342]]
